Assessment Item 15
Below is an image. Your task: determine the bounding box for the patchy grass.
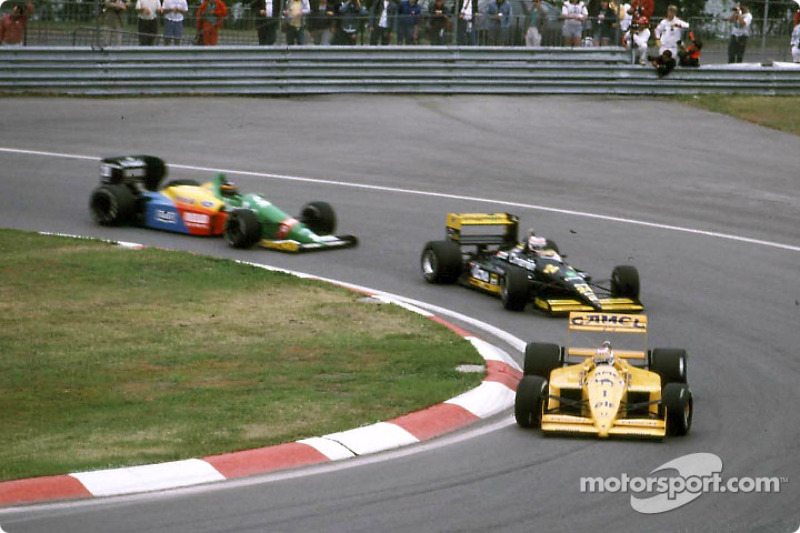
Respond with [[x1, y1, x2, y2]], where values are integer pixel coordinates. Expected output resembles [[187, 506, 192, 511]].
[[0, 229, 483, 481], [676, 95, 800, 135]]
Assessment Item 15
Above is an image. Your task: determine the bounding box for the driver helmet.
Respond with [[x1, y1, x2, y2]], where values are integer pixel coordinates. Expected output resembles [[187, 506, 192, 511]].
[[527, 229, 547, 253], [220, 178, 239, 197], [594, 340, 615, 366]]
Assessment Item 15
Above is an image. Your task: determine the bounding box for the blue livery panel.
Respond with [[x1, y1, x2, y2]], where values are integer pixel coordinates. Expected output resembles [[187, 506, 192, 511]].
[[142, 192, 191, 234]]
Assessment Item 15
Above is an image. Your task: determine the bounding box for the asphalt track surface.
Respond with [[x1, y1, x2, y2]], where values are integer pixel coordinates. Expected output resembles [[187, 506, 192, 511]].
[[0, 96, 799, 533]]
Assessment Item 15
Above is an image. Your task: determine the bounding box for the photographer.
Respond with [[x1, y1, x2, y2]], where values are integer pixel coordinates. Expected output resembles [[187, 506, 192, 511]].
[[727, 3, 751, 63], [623, 15, 650, 65]]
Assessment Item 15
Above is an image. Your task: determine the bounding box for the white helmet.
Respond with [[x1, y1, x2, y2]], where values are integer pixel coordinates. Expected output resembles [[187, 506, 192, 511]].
[[594, 340, 614, 365], [527, 230, 547, 253]]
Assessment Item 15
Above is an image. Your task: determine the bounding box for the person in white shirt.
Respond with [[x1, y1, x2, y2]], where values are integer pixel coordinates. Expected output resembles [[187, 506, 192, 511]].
[[791, 23, 800, 62], [457, 0, 475, 45], [654, 4, 688, 57], [560, 0, 587, 47], [623, 15, 650, 64], [161, 0, 188, 44], [727, 3, 752, 63], [136, 0, 161, 45]]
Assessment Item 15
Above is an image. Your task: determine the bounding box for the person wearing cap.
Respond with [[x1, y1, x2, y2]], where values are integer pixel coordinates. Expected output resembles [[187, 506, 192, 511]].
[[623, 15, 649, 64], [654, 4, 688, 57], [0, 1, 34, 46], [727, 3, 752, 63]]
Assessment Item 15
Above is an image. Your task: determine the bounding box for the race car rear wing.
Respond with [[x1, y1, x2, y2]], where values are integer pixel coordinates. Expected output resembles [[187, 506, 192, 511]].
[[445, 213, 519, 247], [566, 312, 648, 361]]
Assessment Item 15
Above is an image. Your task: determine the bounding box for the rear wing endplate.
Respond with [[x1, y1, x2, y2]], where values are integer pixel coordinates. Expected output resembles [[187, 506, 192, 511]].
[[445, 213, 519, 247]]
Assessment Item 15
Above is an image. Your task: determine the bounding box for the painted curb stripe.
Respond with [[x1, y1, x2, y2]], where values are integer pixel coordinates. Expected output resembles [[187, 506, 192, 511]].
[[69, 459, 226, 497], [204, 442, 340, 479], [322, 422, 420, 456], [0, 476, 92, 506], [390, 403, 481, 442], [445, 381, 518, 419]]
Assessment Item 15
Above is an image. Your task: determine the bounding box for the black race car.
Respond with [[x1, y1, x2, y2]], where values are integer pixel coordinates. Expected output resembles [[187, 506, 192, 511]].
[[420, 213, 642, 315]]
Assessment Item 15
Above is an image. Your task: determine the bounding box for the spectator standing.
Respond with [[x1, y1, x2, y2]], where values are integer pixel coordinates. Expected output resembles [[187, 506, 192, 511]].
[[252, 0, 281, 44], [135, 0, 160, 44], [486, 0, 511, 45], [0, 1, 34, 46], [308, 0, 336, 44], [560, 0, 587, 47], [521, 0, 546, 46], [196, 0, 228, 44], [727, 3, 752, 63], [622, 15, 649, 63], [792, 21, 800, 62], [336, 0, 366, 44], [283, 0, 310, 44], [397, 0, 421, 44], [627, 0, 652, 21], [593, 0, 616, 45], [457, 0, 475, 45], [617, 1, 631, 34], [428, 0, 451, 44], [654, 4, 687, 57], [161, 0, 188, 44], [369, 0, 398, 44], [102, 0, 128, 46]]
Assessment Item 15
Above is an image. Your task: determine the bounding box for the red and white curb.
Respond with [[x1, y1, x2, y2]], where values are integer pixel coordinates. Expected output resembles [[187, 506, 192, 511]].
[[0, 237, 523, 507]]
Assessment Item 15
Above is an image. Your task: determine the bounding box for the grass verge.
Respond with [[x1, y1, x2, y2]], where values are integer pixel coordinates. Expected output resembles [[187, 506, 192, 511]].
[[0, 229, 483, 482], [676, 95, 800, 135]]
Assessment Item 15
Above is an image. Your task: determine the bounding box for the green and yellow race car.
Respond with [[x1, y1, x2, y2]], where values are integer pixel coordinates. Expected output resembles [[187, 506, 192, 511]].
[[515, 312, 693, 439]]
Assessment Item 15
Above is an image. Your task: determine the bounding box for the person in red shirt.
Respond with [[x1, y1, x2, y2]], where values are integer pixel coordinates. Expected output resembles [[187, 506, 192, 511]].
[[196, 0, 228, 45], [627, 0, 652, 22], [0, 2, 34, 46]]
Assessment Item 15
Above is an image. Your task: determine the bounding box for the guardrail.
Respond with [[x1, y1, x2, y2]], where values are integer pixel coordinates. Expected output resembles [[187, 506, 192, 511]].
[[1, 46, 799, 95]]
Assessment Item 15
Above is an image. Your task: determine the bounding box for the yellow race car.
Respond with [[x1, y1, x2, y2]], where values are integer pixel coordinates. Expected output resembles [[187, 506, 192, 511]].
[[514, 312, 692, 439]]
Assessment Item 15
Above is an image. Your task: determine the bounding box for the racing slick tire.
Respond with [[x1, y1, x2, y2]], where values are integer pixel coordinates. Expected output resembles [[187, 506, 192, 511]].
[[420, 240, 462, 284], [523, 342, 562, 378], [300, 201, 337, 235], [663, 383, 693, 436], [650, 348, 688, 385], [164, 179, 200, 188], [611, 265, 640, 300], [501, 267, 530, 311], [545, 239, 560, 254], [134, 155, 168, 192], [515, 375, 547, 429], [224, 209, 262, 249], [89, 184, 137, 226]]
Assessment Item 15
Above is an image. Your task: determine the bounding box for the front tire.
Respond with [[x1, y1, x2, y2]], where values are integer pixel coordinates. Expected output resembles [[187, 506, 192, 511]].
[[515, 375, 547, 428], [501, 267, 530, 311], [663, 383, 693, 436], [224, 209, 261, 249], [611, 265, 640, 299], [300, 201, 337, 235], [420, 240, 462, 284], [89, 185, 136, 226]]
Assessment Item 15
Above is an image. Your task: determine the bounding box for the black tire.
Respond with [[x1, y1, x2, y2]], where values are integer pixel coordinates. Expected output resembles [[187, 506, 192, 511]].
[[524, 342, 562, 377], [300, 201, 337, 235], [663, 383, 693, 436], [515, 376, 547, 428], [611, 265, 640, 299], [164, 179, 200, 188], [545, 239, 560, 254], [501, 267, 530, 311], [132, 155, 168, 192], [420, 240, 462, 284], [650, 348, 687, 385], [224, 209, 262, 249], [89, 184, 137, 226]]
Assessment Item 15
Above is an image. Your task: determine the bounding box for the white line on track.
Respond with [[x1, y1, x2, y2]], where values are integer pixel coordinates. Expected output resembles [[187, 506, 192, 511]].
[[2, 146, 798, 253]]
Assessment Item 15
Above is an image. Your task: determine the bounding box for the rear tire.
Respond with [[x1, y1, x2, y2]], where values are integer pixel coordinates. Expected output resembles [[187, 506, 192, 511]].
[[650, 348, 687, 385], [515, 376, 547, 428], [89, 185, 136, 226], [300, 201, 337, 235], [663, 383, 693, 436], [524, 342, 562, 378], [420, 240, 462, 284], [501, 267, 530, 311], [133, 155, 168, 192], [611, 265, 640, 299], [224, 209, 261, 249]]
